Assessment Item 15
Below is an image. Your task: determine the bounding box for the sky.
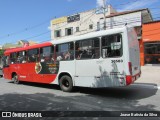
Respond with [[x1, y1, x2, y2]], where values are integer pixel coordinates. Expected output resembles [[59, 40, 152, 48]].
[[0, 0, 160, 46]]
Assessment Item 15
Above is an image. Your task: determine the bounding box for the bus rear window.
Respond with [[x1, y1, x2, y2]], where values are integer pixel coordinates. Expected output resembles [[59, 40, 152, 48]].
[[101, 34, 122, 58]]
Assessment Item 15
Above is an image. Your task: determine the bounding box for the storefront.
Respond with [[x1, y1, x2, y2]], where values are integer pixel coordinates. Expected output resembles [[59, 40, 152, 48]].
[[140, 21, 160, 65], [144, 42, 160, 64]]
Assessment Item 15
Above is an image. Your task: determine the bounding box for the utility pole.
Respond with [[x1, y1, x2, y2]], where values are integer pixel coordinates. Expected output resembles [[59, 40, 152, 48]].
[[103, 0, 107, 30]]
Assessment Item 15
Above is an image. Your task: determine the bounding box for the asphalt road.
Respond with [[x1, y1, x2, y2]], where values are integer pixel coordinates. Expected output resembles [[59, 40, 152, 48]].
[[0, 77, 160, 120]]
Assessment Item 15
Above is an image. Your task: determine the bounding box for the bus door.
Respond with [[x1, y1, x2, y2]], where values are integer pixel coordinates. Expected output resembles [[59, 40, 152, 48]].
[[27, 49, 40, 82], [2, 56, 10, 79]]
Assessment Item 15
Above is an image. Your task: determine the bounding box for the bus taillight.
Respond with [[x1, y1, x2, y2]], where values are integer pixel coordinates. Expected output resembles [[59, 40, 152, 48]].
[[126, 75, 133, 85], [126, 62, 133, 85]]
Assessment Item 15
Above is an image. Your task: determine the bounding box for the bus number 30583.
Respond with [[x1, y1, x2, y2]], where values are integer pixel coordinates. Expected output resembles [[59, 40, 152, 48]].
[[111, 59, 123, 63]]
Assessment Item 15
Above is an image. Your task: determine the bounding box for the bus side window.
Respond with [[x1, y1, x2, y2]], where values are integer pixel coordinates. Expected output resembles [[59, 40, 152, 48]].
[[75, 38, 100, 60], [56, 45, 63, 61], [28, 49, 39, 63], [93, 38, 100, 59], [75, 42, 83, 59], [40, 46, 54, 63], [56, 42, 74, 61], [101, 34, 122, 58], [17, 51, 26, 63], [10, 53, 17, 64], [69, 42, 74, 60]]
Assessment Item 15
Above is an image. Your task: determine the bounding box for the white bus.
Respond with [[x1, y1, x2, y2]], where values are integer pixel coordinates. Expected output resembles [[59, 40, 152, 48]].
[[51, 26, 141, 92], [3, 26, 141, 92]]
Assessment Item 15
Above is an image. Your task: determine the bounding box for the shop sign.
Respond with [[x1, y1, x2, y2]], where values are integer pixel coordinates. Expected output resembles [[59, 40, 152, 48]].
[[67, 14, 80, 23], [52, 17, 67, 25]]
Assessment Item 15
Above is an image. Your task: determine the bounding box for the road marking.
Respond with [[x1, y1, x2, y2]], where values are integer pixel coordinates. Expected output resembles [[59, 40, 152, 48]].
[[157, 86, 160, 90]]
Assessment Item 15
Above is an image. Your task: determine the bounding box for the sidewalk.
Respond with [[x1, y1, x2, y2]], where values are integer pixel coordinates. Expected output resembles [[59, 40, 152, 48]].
[[135, 65, 160, 86]]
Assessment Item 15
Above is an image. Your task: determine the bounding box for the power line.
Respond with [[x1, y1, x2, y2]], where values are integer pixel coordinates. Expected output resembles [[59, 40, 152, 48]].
[[0, 17, 52, 40], [112, 0, 141, 6], [8, 14, 160, 43], [112, 0, 159, 9], [1, 1, 160, 45], [24, 31, 50, 40], [17, 16, 160, 42], [0, 2, 89, 40], [4, 19, 160, 45], [2, 12, 97, 45]]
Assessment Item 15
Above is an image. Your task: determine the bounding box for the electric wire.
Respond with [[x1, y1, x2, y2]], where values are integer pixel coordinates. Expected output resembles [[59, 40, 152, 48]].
[[1, 0, 160, 45]]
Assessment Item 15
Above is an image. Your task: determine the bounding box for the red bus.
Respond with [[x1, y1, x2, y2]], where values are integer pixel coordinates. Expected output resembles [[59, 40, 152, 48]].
[[3, 42, 57, 85]]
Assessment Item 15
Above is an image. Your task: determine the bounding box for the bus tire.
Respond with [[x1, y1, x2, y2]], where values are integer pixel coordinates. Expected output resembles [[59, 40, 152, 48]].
[[13, 74, 19, 84], [59, 75, 73, 92]]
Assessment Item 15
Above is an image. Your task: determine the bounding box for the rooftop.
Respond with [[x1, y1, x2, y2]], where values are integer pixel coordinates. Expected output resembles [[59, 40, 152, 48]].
[[103, 8, 153, 23]]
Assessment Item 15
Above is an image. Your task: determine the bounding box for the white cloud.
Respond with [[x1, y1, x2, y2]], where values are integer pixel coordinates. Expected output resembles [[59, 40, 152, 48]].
[[47, 26, 51, 30], [117, 0, 158, 12], [97, 0, 104, 7], [97, 0, 109, 7]]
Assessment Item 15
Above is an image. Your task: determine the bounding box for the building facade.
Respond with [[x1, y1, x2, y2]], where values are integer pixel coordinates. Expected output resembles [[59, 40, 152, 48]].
[[140, 21, 160, 65], [50, 5, 117, 40], [50, 6, 152, 41]]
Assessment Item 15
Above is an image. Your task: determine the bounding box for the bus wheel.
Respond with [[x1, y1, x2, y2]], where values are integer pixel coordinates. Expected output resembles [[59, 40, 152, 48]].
[[59, 75, 73, 92], [13, 74, 19, 84]]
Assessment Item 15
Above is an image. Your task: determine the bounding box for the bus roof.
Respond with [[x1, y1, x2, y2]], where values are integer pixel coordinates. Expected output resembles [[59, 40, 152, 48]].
[[51, 27, 127, 45], [4, 42, 52, 55]]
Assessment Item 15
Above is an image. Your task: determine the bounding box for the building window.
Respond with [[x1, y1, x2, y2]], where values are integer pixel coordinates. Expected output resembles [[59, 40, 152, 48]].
[[65, 27, 73, 36], [144, 42, 160, 64], [97, 22, 100, 31], [54, 30, 61, 38], [89, 24, 93, 29], [76, 27, 79, 32]]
